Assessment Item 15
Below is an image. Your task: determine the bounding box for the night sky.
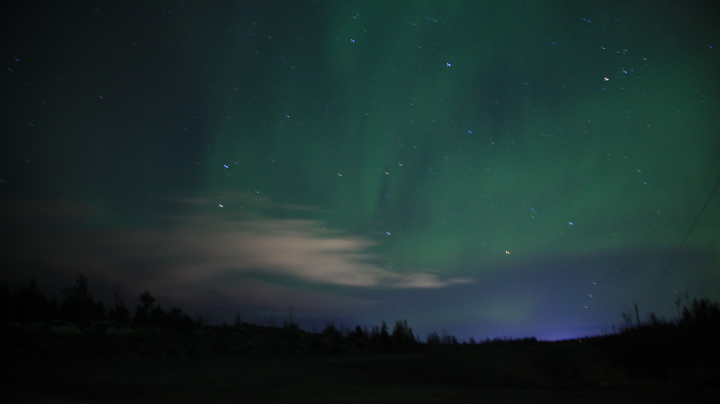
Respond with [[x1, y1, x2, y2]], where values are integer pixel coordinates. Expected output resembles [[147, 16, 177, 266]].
[[1, 1, 719, 341]]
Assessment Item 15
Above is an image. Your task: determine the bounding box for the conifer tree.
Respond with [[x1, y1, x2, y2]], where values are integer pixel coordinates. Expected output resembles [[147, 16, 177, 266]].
[[60, 274, 103, 326], [109, 284, 131, 324], [15, 277, 53, 323], [134, 290, 155, 325]]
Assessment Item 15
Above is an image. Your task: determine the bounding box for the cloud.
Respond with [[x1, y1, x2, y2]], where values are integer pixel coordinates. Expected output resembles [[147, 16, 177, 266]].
[[112, 215, 472, 289], [0, 197, 472, 290]]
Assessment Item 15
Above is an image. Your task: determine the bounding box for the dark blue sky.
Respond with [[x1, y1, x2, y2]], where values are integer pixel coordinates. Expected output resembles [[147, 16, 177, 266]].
[[1, 1, 718, 340]]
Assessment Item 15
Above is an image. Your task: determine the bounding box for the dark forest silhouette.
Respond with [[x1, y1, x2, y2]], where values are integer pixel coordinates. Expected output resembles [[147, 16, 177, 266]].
[[0, 274, 428, 356], [0, 274, 195, 330], [1, 274, 719, 390]]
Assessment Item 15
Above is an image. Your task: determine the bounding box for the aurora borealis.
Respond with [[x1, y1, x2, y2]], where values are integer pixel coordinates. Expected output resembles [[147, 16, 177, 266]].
[[1, 1, 718, 340]]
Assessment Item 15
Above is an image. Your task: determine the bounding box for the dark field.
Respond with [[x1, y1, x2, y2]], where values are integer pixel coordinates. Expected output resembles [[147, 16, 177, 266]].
[[5, 350, 718, 403]]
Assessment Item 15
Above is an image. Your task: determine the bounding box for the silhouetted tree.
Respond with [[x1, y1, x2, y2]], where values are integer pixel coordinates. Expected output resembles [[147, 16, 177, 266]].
[[14, 277, 54, 323], [0, 279, 11, 322], [107, 284, 131, 324], [441, 329, 458, 345], [350, 325, 366, 339], [323, 321, 341, 338], [134, 290, 155, 325], [427, 331, 441, 345], [679, 297, 720, 362], [379, 321, 390, 345], [680, 298, 720, 330], [391, 319, 415, 346], [60, 274, 104, 326], [647, 312, 666, 327], [150, 304, 168, 326], [166, 307, 194, 330]]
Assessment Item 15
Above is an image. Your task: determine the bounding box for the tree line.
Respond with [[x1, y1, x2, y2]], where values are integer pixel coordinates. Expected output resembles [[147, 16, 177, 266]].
[[0, 274, 439, 347], [322, 319, 418, 347], [0, 273, 479, 348], [0, 274, 194, 330], [6, 272, 715, 351]]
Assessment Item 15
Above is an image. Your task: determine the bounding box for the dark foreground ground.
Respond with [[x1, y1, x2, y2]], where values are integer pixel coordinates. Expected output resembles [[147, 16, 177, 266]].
[[4, 354, 718, 404]]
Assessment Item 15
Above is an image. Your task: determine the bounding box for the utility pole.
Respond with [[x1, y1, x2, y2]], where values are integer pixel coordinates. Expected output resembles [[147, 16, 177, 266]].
[[634, 303, 640, 328]]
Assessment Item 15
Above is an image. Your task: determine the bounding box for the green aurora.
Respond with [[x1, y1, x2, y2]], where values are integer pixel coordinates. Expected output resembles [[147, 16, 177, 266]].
[[0, 0, 718, 339]]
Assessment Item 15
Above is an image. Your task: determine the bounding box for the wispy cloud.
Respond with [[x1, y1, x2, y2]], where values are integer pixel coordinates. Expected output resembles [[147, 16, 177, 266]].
[[1, 197, 472, 290], [112, 216, 471, 289]]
